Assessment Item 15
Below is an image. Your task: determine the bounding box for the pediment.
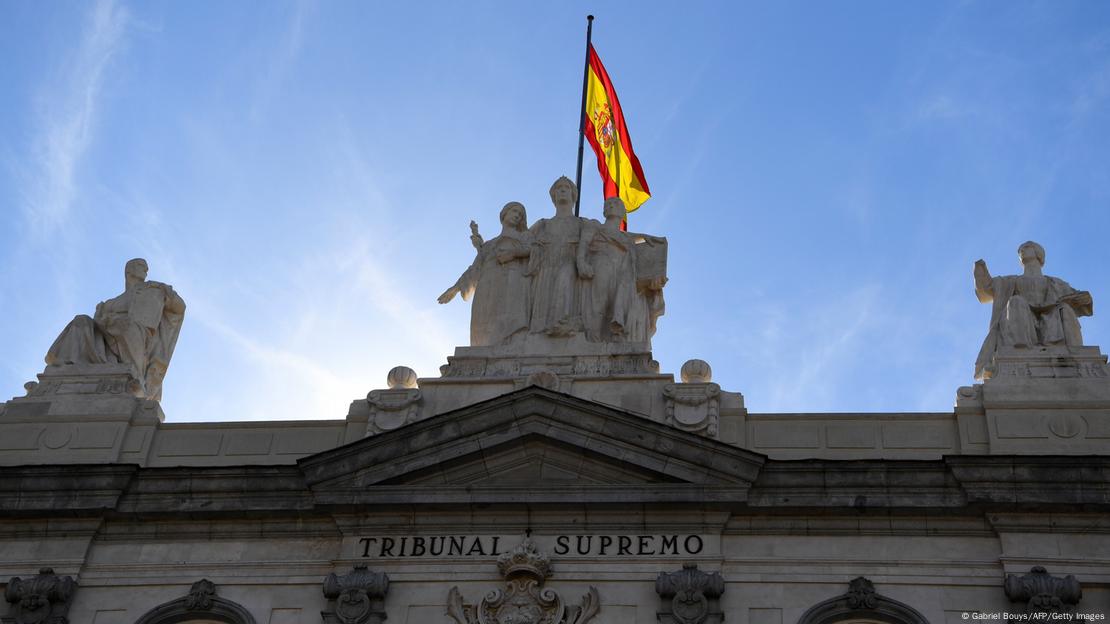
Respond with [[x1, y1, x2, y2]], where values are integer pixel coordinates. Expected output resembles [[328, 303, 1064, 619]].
[[298, 386, 765, 505]]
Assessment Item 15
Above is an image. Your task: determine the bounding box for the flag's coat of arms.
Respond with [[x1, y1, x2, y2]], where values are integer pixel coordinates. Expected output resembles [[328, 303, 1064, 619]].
[[592, 102, 615, 154], [583, 44, 650, 215]]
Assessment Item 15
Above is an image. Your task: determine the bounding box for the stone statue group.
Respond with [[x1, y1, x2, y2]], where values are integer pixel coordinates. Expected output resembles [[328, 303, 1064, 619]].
[[438, 177, 668, 347], [35, 179, 1096, 400]]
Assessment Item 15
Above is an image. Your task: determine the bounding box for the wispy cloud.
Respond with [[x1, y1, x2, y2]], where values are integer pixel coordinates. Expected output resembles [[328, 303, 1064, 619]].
[[22, 0, 129, 236], [249, 0, 314, 122]]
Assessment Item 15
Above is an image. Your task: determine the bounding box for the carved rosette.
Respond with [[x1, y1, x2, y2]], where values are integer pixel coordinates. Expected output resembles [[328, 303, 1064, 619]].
[[3, 568, 77, 624], [322, 566, 390, 624], [365, 388, 423, 435], [1004, 566, 1082, 614], [447, 536, 599, 624], [662, 383, 720, 438], [655, 564, 724, 624]]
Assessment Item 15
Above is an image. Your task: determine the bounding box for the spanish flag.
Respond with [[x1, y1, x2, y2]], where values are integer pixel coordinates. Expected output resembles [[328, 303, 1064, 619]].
[[583, 44, 651, 219]]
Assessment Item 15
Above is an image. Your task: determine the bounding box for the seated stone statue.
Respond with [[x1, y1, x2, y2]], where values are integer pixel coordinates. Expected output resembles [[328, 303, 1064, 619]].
[[973, 241, 1092, 380], [46, 258, 186, 400], [438, 202, 533, 346]]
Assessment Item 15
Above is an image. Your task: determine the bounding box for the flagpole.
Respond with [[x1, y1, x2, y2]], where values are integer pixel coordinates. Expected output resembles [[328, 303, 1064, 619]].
[[573, 15, 594, 218]]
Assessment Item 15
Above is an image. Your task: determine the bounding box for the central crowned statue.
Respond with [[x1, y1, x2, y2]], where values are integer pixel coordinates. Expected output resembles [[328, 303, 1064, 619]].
[[439, 176, 667, 351]]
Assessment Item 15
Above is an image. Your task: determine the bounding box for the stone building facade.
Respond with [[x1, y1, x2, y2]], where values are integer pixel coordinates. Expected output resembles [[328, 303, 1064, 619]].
[[2, 228, 1109, 623]]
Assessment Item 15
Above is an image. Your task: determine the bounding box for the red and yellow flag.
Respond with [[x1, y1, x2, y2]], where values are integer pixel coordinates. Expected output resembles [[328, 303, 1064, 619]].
[[583, 44, 650, 221]]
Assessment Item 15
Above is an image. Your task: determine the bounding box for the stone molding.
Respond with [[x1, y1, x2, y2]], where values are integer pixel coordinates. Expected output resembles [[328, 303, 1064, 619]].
[[1004, 566, 1082, 614], [133, 579, 257, 624], [447, 536, 599, 624], [796, 577, 929, 624], [655, 564, 724, 624], [2, 567, 77, 624], [322, 566, 389, 624]]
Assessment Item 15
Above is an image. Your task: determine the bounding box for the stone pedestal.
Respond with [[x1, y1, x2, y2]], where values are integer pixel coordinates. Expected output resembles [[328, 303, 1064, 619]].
[[956, 346, 1110, 454], [0, 363, 162, 465]]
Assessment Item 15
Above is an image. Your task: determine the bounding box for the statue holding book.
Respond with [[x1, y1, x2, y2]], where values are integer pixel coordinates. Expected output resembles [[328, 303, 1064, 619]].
[[973, 241, 1092, 380]]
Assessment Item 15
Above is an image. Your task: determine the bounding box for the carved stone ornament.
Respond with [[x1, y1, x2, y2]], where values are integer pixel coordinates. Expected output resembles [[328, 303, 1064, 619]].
[[183, 579, 216, 611], [655, 564, 724, 624], [366, 388, 422, 435], [1004, 566, 1082, 614], [796, 577, 929, 624], [662, 382, 720, 437], [322, 566, 390, 624], [447, 536, 599, 624], [844, 577, 877, 610], [3, 568, 76, 624], [133, 578, 257, 624]]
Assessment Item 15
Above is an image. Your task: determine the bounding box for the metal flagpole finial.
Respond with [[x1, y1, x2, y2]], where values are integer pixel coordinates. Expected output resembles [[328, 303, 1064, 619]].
[[587, 15, 594, 21]]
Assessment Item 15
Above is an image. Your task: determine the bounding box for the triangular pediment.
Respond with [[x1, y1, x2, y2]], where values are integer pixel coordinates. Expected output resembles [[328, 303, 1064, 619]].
[[298, 386, 765, 505]]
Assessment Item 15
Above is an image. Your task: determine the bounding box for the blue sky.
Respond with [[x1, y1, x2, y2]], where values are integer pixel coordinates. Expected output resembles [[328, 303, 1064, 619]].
[[2, 1, 1109, 421]]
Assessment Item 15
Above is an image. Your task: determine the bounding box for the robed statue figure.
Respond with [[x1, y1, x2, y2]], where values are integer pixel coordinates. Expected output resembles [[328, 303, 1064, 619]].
[[973, 241, 1092, 380], [439, 202, 533, 346], [46, 258, 186, 400]]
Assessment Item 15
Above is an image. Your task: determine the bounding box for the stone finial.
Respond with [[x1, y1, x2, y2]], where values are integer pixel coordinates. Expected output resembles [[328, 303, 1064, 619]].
[[3, 567, 77, 624], [1004, 566, 1082, 614], [386, 366, 418, 390], [655, 564, 724, 624], [322, 566, 390, 624], [680, 359, 712, 384], [496, 536, 552, 582]]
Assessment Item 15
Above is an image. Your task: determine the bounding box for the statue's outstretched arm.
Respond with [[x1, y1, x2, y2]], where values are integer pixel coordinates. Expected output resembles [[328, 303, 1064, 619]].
[[469, 220, 483, 250], [973, 259, 994, 303]]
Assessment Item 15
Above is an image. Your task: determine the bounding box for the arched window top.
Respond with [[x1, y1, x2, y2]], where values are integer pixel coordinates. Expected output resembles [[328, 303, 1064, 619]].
[[133, 579, 257, 624], [797, 577, 930, 624]]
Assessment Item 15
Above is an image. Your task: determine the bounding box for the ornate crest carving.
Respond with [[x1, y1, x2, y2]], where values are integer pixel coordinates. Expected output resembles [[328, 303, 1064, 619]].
[[322, 566, 389, 624], [2, 567, 77, 624], [447, 536, 599, 624], [183, 579, 216, 611], [844, 577, 877, 610], [1004, 566, 1082, 614], [655, 564, 724, 624], [366, 388, 423, 435], [662, 382, 720, 438]]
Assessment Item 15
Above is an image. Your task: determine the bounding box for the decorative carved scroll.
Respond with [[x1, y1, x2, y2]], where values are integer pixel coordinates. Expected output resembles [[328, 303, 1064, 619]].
[[1004, 566, 1082, 614], [322, 566, 390, 624], [447, 536, 599, 624], [3, 568, 76, 624], [655, 564, 724, 624]]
